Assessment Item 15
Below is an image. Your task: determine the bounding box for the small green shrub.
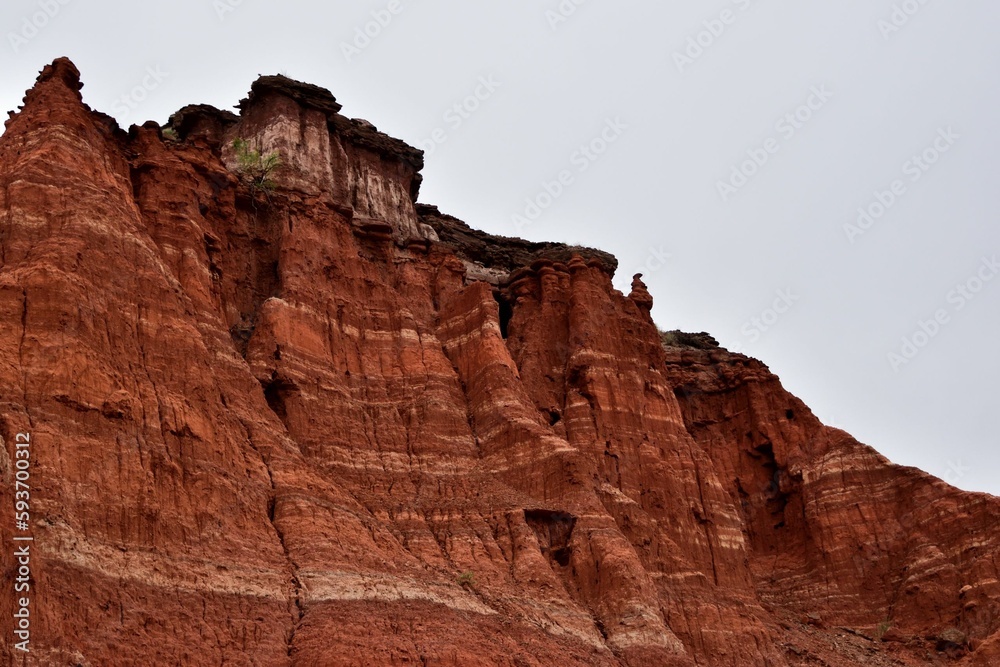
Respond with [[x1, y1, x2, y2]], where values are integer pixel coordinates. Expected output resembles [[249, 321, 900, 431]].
[[161, 127, 179, 141], [232, 138, 281, 198], [457, 572, 475, 588], [876, 620, 892, 640]]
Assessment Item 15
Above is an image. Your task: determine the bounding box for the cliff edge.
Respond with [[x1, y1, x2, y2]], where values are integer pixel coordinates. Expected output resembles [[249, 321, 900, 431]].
[[0, 59, 997, 666]]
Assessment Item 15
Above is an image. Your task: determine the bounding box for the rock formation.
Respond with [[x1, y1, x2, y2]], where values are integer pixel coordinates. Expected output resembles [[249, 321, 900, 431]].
[[0, 58, 997, 666]]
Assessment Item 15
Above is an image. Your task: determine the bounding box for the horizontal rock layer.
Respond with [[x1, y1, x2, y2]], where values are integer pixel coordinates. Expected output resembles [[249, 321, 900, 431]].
[[0, 59, 997, 666]]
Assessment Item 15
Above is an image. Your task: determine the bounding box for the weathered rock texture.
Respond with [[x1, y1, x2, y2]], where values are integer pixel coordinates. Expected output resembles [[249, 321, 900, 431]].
[[0, 59, 998, 666]]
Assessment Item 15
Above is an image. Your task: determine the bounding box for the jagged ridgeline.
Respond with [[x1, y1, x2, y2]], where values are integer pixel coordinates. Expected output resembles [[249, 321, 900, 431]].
[[0, 59, 998, 666]]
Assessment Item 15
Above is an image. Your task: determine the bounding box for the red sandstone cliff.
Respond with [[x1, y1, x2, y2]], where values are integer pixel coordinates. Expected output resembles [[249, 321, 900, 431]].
[[0, 59, 997, 666]]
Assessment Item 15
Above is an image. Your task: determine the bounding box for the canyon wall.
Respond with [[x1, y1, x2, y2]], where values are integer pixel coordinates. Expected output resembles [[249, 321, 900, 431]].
[[0, 59, 997, 666]]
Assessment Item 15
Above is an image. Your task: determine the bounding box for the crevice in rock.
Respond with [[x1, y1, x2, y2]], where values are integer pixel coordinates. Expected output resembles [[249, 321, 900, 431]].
[[594, 618, 609, 642], [237, 417, 304, 660], [229, 319, 257, 358], [493, 290, 513, 340], [566, 365, 601, 438], [204, 232, 223, 286], [260, 373, 299, 430], [755, 443, 791, 524], [263, 381, 286, 422], [524, 509, 576, 568], [129, 163, 154, 203], [227, 202, 283, 358]]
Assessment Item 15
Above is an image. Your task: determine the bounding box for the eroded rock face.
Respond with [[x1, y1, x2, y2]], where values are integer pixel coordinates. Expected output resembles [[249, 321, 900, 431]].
[[0, 59, 997, 666]]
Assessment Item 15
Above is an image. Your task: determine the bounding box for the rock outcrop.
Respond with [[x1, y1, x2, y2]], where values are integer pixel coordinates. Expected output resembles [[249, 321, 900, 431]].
[[0, 59, 997, 666]]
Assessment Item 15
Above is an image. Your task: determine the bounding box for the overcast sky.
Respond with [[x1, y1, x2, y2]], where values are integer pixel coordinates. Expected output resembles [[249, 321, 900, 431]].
[[2, 0, 997, 495]]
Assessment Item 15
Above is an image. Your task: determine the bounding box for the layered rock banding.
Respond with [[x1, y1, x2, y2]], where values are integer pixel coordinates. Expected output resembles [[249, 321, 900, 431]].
[[0, 59, 998, 666]]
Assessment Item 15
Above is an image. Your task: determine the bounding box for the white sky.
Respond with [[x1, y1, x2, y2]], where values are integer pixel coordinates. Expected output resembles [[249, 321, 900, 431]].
[[2, 0, 997, 495]]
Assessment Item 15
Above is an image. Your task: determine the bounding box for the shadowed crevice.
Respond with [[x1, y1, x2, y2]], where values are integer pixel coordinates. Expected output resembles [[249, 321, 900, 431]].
[[525, 509, 577, 567]]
